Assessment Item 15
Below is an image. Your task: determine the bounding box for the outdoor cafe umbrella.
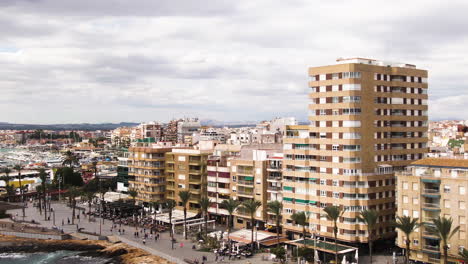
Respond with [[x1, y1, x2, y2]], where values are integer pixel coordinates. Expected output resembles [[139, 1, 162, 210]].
[[354, 249, 359, 263], [314, 249, 319, 263], [341, 255, 347, 264]]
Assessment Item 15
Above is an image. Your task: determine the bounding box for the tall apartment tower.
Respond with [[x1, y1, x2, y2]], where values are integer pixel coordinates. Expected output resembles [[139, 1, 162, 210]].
[[283, 58, 428, 244]]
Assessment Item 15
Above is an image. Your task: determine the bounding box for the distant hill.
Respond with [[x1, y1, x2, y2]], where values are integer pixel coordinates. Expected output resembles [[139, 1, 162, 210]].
[[0, 122, 140, 131]]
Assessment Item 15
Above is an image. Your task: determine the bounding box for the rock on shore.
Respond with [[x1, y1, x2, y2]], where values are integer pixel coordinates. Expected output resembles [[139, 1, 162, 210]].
[[0, 235, 174, 264]]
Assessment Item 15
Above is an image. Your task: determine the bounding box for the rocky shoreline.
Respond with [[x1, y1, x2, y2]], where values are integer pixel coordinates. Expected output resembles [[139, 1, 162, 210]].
[[0, 235, 175, 264]]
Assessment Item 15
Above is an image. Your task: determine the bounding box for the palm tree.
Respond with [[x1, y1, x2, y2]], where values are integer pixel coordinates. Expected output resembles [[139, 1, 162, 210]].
[[1, 167, 12, 202], [324, 205, 344, 264], [166, 200, 176, 240], [240, 199, 262, 253], [393, 216, 420, 264], [84, 191, 95, 216], [62, 150, 78, 168], [428, 216, 460, 264], [198, 196, 212, 237], [459, 248, 468, 262], [178, 190, 191, 239], [128, 189, 138, 205], [68, 186, 81, 225], [291, 211, 309, 248], [267, 200, 283, 247], [357, 210, 379, 264], [91, 161, 98, 179], [221, 198, 240, 253], [38, 169, 48, 221], [13, 164, 25, 219]]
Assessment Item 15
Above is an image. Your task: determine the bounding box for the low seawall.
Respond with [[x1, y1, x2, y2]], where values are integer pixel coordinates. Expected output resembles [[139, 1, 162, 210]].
[[0, 230, 70, 240]]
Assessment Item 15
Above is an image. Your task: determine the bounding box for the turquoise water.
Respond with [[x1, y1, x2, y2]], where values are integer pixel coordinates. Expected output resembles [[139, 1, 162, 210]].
[[0, 251, 112, 264]]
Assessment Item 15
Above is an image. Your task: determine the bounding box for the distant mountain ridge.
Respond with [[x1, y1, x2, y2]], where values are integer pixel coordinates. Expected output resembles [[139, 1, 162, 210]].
[[0, 122, 140, 131]]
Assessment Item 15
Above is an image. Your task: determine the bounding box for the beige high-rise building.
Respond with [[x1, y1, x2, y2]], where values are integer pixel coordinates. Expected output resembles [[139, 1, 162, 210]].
[[128, 147, 172, 204], [397, 158, 468, 264], [165, 149, 210, 212], [283, 58, 428, 243]]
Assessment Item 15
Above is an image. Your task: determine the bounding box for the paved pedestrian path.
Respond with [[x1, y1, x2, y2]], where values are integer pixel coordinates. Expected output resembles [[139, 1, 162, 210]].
[[7, 201, 267, 264]]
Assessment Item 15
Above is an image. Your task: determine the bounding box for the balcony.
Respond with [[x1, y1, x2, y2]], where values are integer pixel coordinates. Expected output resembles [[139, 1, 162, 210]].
[[423, 188, 440, 194], [267, 186, 281, 192], [267, 176, 282, 182], [423, 245, 440, 252], [423, 203, 440, 209], [237, 190, 254, 197], [237, 180, 254, 186]]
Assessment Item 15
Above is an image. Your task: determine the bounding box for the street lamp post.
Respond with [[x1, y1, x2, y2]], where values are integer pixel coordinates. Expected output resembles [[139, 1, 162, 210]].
[[53, 210, 56, 226]]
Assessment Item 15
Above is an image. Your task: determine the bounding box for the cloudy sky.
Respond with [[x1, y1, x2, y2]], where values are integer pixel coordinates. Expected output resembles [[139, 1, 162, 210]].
[[1, 0, 467, 124]]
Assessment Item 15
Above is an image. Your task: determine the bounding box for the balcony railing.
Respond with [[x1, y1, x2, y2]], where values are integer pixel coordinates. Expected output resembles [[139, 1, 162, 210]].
[[237, 180, 254, 186], [423, 189, 440, 194], [237, 190, 254, 196], [267, 186, 281, 191], [423, 245, 439, 252], [423, 203, 440, 209]]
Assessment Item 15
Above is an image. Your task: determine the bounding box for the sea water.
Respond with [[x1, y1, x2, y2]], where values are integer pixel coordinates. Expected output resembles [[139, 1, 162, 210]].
[[0, 251, 112, 264]]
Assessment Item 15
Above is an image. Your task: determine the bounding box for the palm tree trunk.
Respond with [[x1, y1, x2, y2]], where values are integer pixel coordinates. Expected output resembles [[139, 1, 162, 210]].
[[251, 216, 255, 252], [72, 199, 76, 224], [276, 216, 280, 247], [444, 245, 448, 264], [405, 240, 410, 264], [184, 208, 187, 239], [19, 175, 25, 218], [228, 214, 232, 254], [334, 222, 338, 264], [369, 240, 373, 264], [204, 212, 208, 237], [169, 211, 173, 239], [43, 189, 47, 221]]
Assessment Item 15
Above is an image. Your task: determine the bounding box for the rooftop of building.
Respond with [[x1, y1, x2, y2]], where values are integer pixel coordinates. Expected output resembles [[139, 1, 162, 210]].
[[335, 57, 417, 68], [411, 158, 468, 169]]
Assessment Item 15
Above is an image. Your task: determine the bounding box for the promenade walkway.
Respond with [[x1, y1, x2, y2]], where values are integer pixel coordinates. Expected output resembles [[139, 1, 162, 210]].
[[7, 201, 266, 264]]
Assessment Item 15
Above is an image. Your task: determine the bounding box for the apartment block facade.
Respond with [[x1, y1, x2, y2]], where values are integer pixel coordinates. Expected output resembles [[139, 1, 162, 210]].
[[397, 158, 468, 264], [128, 147, 172, 204], [282, 58, 429, 243], [165, 149, 209, 212]]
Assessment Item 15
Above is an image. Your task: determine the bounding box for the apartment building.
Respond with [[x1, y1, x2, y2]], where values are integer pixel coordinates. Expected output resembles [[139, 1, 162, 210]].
[[165, 149, 209, 212], [396, 158, 468, 264], [230, 145, 282, 230], [206, 144, 241, 222], [282, 58, 429, 243], [127, 147, 172, 204]]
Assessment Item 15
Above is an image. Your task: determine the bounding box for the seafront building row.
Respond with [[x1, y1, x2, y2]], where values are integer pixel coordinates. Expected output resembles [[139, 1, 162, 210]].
[[124, 58, 436, 247]]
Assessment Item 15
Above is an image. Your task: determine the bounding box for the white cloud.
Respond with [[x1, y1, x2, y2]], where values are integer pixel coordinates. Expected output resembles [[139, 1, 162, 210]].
[[0, 0, 467, 123]]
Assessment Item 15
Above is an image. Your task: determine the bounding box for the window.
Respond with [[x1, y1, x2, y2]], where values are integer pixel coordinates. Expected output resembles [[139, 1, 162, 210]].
[[342, 72, 361, 79], [285, 208, 293, 214], [343, 145, 361, 151], [413, 211, 419, 218], [319, 74, 326, 81], [342, 96, 361, 103], [332, 180, 339, 186], [343, 83, 362, 91], [459, 201, 466, 209], [403, 210, 409, 216], [459, 216, 466, 225], [320, 190, 327, 197], [460, 186, 466, 195], [444, 199, 451, 208], [343, 121, 361, 127], [413, 239, 419, 246], [403, 196, 408, 204], [332, 97, 339, 103], [320, 109, 327, 115], [332, 145, 340, 151], [413, 197, 419, 205], [342, 108, 361, 115], [343, 157, 361, 163], [320, 179, 326, 185], [333, 192, 340, 198], [412, 183, 418, 191], [343, 133, 361, 139], [444, 185, 451, 193], [402, 182, 408, 190]]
